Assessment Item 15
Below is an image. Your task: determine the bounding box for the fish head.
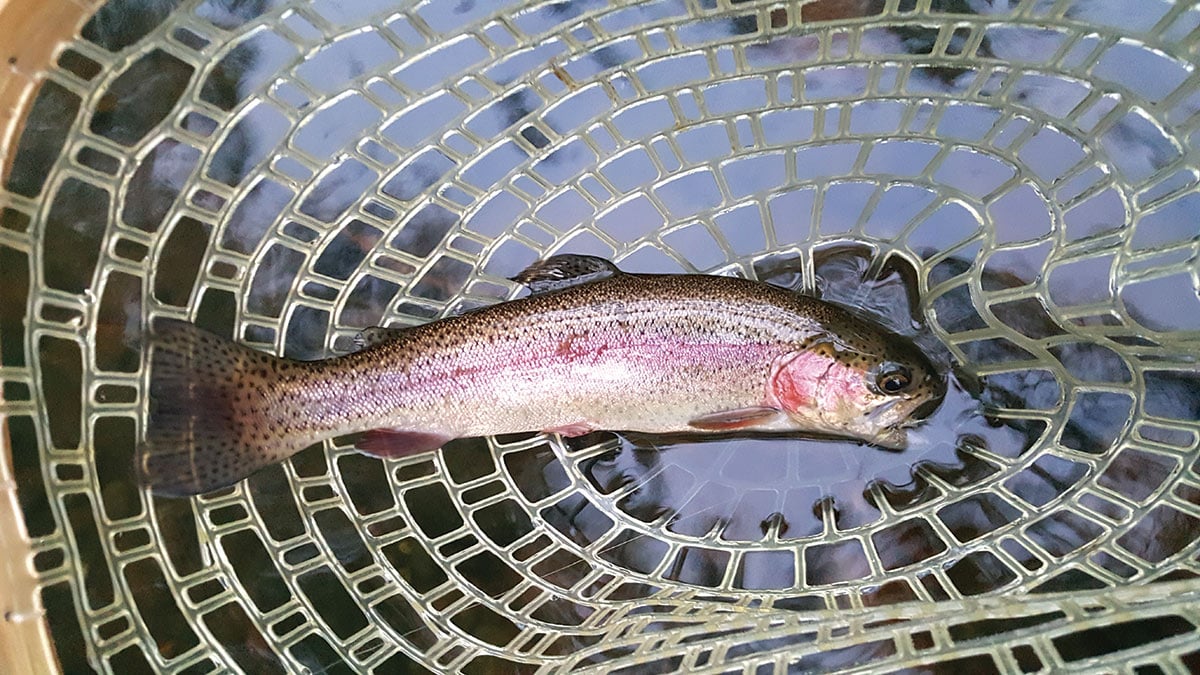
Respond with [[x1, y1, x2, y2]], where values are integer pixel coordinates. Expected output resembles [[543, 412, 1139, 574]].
[[770, 329, 944, 449]]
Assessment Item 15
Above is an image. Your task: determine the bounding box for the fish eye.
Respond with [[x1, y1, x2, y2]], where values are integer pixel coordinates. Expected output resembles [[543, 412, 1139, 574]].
[[875, 363, 913, 395]]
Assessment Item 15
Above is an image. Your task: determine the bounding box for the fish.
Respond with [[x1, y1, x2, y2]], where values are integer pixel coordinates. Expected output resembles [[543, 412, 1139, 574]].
[[139, 254, 945, 496]]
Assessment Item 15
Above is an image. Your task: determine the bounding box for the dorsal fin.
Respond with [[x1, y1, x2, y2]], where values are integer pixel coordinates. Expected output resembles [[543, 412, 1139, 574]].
[[512, 254, 622, 294], [352, 326, 408, 351]]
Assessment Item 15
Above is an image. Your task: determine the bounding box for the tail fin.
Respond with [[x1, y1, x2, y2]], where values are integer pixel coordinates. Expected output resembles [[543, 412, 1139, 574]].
[[138, 319, 303, 496]]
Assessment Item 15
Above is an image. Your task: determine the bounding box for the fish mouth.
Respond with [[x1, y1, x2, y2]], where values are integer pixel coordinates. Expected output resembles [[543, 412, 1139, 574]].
[[910, 393, 944, 421], [859, 398, 915, 432], [842, 402, 907, 450], [863, 398, 902, 426], [865, 389, 944, 429], [857, 396, 938, 450], [868, 426, 909, 451]]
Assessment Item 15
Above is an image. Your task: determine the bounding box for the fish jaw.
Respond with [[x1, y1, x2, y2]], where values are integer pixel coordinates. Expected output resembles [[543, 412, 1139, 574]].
[[866, 426, 909, 450]]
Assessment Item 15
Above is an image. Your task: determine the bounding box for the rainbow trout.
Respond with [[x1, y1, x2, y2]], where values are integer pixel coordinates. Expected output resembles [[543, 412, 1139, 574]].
[[140, 255, 944, 495]]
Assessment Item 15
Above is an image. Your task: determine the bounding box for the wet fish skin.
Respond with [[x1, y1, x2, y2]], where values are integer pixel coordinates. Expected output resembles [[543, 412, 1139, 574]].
[[140, 256, 943, 496]]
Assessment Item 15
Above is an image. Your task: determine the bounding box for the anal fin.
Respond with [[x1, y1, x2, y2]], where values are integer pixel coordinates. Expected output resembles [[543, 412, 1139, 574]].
[[544, 421, 597, 438], [356, 428, 452, 458], [688, 407, 782, 431]]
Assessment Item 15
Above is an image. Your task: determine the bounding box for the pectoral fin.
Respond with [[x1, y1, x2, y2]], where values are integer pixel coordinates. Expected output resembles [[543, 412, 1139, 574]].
[[688, 407, 782, 431], [357, 429, 453, 458]]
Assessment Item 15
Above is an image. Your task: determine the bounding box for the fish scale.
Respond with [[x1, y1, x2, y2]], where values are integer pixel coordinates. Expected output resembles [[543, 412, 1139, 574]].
[[139, 255, 943, 496]]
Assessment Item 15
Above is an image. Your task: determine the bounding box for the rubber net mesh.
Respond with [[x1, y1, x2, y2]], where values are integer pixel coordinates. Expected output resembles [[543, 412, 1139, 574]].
[[2, 0, 1200, 672]]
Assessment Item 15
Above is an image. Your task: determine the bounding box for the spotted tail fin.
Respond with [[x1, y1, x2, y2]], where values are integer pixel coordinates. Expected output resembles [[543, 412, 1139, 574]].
[[138, 319, 309, 496]]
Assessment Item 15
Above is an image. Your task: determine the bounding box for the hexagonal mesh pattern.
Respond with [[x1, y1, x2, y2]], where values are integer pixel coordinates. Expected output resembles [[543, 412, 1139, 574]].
[[2, 0, 1200, 672]]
